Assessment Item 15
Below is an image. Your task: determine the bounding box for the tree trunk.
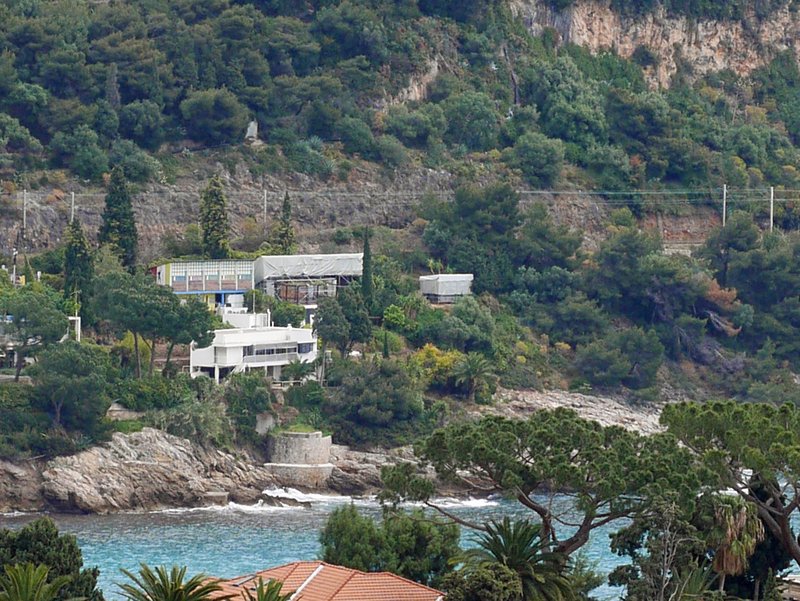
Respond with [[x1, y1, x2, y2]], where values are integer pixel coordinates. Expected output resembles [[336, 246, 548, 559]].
[[164, 342, 176, 373], [719, 573, 726, 593], [53, 400, 62, 428], [14, 349, 24, 382], [133, 332, 141, 378], [148, 336, 157, 376], [753, 578, 760, 601]]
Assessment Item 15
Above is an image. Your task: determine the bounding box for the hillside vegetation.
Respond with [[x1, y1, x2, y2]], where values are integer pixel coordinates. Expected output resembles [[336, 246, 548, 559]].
[[2, 0, 800, 222]]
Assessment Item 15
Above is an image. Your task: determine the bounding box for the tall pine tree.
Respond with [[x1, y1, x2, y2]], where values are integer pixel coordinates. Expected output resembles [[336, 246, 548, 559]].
[[361, 226, 374, 315], [269, 191, 296, 254], [63, 219, 94, 315], [200, 175, 231, 259], [99, 166, 138, 270]]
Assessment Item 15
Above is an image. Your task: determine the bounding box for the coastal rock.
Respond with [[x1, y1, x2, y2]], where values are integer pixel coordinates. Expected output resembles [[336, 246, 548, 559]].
[[0, 459, 45, 513], [39, 428, 278, 514], [485, 388, 664, 435], [326, 445, 421, 495]]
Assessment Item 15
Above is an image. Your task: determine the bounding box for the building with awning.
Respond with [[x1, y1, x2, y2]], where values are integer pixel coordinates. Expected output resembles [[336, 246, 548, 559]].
[[254, 253, 362, 305]]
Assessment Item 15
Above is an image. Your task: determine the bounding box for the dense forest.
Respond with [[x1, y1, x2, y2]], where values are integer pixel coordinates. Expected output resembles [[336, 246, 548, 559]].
[[2, 0, 800, 218]]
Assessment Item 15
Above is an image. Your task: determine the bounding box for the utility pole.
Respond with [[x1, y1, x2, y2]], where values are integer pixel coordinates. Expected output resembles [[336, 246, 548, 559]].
[[70, 191, 75, 223], [21, 189, 27, 240], [722, 184, 727, 227], [263, 190, 267, 226], [770, 186, 775, 232]]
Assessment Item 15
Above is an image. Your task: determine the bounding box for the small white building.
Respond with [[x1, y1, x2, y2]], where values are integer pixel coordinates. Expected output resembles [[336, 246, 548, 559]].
[[190, 325, 317, 383], [419, 274, 474, 304]]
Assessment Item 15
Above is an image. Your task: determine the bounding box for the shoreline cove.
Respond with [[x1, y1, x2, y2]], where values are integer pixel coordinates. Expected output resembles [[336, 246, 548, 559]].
[[0, 493, 627, 601]]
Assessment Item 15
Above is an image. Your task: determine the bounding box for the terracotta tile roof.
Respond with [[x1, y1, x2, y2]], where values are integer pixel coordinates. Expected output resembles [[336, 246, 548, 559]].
[[211, 561, 444, 601]]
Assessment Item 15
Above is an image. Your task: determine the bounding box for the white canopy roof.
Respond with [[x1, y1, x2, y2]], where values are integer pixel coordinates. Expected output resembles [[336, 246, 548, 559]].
[[255, 253, 363, 281], [419, 274, 474, 282]]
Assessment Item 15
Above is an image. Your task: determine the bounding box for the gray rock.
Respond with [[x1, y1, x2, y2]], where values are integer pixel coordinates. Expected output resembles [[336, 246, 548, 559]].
[[37, 428, 278, 514]]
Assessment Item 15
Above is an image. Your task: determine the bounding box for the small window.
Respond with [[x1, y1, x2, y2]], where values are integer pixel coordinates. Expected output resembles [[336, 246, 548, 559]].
[[298, 343, 313, 354]]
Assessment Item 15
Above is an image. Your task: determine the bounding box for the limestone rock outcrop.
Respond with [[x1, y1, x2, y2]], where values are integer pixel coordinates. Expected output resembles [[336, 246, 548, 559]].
[[511, 0, 800, 87], [486, 388, 664, 435], [38, 428, 277, 514]]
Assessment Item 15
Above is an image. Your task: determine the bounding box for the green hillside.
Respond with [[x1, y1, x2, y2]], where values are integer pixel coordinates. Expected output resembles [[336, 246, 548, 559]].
[[1, 0, 800, 217]]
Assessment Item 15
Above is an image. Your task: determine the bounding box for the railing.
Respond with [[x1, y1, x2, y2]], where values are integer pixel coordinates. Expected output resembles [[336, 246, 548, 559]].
[[242, 353, 301, 364]]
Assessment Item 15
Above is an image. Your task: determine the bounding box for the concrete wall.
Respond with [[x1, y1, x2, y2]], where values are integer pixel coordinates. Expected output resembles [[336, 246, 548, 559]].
[[268, 431, 332, 465], [262, 464, 333, 489]]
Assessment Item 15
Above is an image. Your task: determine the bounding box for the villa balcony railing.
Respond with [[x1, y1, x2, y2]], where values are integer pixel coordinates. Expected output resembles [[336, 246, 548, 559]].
[[242, 352, 301, 365]]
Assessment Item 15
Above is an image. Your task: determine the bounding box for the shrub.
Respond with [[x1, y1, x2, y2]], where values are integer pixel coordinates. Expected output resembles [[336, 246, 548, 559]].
[[575, 342, 630, 388], [146, 395, 233, 448], [116, 375, 192, 411], [119, 100, 165, 150], [109, 139, 160, 182], [507, 132, 564, 186], [375, 134, 408, 168], [575, 327, 664, 390], [223, 371, 274, 443], [443, 91, 499, 151], [179, 88, 249, 145], [335, 117, 376, 156]]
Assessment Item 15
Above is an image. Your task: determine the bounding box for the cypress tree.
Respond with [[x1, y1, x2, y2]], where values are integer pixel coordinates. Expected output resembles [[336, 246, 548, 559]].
[[99, 166, 138, 270], [63, 219, 94, 313], [200, 175, 231, 259], [382, 330, 390, 359], [270, 191, 296, 254], [361, 226, 373, 314]]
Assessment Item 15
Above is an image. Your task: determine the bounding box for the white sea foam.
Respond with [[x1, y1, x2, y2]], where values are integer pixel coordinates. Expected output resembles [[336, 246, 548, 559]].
[[152, 501, 298, 515], [261, 487, 375, 506], [0, 511, 33, 518], [431, 496, 501, 509]]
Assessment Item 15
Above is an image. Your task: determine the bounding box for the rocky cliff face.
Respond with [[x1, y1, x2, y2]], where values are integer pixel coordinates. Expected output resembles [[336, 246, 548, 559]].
[[0, 428, 279, 514], [510, 0, 800, 87]]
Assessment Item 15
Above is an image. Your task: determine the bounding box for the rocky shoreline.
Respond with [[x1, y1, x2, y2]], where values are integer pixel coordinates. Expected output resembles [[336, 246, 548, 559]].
[[0, 391, 663, 515]]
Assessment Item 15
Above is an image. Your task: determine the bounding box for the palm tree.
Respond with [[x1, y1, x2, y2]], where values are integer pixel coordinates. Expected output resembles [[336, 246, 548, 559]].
[[0, 563, 71, 601], [242, 578, 291, 601], [707, 496, 764, 592], [281, 359, 315, 384], [452, 352, 495, 403], [118, 565, 232, 601], [460, 518, 575, 601]]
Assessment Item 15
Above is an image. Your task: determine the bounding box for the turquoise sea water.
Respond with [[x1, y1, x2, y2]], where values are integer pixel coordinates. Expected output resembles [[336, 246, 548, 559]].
[[0, 491, 628, 600]]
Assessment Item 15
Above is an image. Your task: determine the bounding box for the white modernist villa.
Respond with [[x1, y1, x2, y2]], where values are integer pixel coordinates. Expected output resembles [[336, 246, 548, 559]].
[[190, 304, 317, 383]]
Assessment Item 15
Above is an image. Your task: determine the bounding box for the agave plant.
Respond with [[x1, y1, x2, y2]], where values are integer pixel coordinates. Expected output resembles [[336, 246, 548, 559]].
[[242, 578, 291, 601], [0, 563, 72, 601], [668, 563, 717, 601], [460, 518, 576, 601], [118, 565, 232, 601]]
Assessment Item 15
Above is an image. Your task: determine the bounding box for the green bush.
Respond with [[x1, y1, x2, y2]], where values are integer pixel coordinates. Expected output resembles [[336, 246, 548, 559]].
[[109, 139, 161, 182], [223, 371, 274, 442], [575, 327, 664, 390], [116, 375, 193, 411], [336, 117, 376, 157], [179, 88, 249, 145], [507, 131, 564, 186], [375, 134, 408, 168], [119, 100, 165, 151], [443, 91, 499, 151]]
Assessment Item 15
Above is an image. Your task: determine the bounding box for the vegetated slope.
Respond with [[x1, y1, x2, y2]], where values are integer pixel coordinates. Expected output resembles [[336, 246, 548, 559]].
[[2, 0, 800, 229]]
